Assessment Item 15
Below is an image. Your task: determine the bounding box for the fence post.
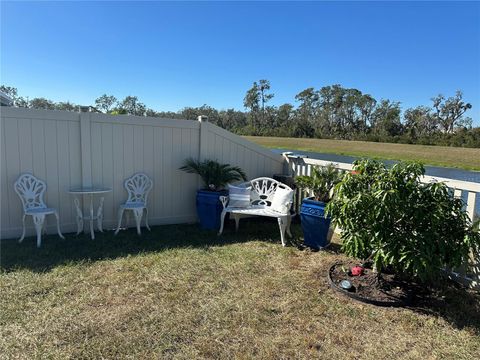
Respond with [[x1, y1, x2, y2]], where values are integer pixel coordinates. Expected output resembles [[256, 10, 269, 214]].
[[79, 111, 92, 231], [198, 115, 209, 162], [196, 116, 209, 190]]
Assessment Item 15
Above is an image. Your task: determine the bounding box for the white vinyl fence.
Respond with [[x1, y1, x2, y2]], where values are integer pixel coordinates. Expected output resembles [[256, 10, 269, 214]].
[[0, 108, 284, 239]]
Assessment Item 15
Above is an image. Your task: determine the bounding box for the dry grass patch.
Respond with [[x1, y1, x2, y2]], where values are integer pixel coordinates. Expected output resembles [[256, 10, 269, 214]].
[[245, 136, 480, 171], [1, 221, 479, 359]]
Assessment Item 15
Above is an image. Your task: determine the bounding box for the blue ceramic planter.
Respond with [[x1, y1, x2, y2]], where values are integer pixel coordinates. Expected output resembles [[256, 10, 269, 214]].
[[300, 197, 331, 249], [196, 190, 228, 230]]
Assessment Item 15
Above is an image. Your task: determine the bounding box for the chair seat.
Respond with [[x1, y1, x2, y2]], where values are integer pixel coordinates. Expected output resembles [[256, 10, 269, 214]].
[[225, 206, 288, 218], [25, 207, 56, 215], [120, 202, 146, 209]]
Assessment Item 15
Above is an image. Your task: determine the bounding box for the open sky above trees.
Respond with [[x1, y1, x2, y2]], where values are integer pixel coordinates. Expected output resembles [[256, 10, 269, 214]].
[[1, 1, 479, 125]]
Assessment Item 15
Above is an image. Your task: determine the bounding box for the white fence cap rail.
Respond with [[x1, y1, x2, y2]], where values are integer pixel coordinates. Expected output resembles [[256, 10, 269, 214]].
[[284, 153, 480, 192]]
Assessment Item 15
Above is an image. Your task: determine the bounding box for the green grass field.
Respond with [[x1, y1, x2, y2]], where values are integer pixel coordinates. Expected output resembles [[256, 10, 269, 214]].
[[245, 136, 480, 171], [1, 221, 479, 359]]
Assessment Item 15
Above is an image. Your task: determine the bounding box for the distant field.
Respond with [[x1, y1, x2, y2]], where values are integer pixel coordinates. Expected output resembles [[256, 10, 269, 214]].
[[245, 136, 480, 171]]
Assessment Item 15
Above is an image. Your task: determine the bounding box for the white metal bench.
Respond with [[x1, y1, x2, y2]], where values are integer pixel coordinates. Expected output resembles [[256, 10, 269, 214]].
[[217, 177, 294, 246]]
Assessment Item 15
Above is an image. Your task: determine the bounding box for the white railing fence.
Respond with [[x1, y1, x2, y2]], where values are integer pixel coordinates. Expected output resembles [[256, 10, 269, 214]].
[[284, 153, 480, 289]]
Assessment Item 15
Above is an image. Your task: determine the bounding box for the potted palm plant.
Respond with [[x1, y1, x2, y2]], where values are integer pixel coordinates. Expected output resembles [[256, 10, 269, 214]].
[[180, 158, 247, 230], [295, 163, 343, 249]]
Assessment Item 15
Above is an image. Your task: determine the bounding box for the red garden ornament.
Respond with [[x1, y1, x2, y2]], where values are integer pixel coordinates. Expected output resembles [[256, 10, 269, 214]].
[[351, 266, 364, 276]]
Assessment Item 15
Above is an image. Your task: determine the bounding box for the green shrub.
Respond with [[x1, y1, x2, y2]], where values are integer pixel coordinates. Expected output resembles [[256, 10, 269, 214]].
[[295, 164, 343, 203], [326, 159, 480, 282]]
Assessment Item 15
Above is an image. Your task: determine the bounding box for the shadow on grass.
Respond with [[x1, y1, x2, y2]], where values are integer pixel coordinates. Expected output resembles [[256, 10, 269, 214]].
[[1, 218, 303, 273], [3, 218, 479, 334], [319, 236, 480, 333], [407, 281, 480, 334]]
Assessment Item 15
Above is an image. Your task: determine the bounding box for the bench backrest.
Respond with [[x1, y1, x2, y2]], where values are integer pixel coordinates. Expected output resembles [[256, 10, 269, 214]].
[[237, 177, 293, 207]]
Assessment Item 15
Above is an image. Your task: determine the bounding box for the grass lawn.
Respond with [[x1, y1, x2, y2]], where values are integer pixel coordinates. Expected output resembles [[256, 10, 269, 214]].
[[1, 220, 479, 359], [245, 136, 480, 171]]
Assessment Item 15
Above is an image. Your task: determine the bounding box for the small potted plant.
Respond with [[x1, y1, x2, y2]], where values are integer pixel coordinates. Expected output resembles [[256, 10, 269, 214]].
[[180, 158, 247, 230], [295, 163, 343, 249]]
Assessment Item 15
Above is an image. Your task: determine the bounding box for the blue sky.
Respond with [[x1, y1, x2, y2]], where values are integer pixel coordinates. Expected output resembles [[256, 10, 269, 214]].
[[1, 1, 479, 124]]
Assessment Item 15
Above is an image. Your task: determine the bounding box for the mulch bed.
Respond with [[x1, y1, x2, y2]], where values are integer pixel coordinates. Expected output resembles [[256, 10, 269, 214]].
[[328, 261, 417, 307]]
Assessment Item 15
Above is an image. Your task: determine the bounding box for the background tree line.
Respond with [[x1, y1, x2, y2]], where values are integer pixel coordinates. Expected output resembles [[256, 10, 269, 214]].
[[1, 82, 479, 148]]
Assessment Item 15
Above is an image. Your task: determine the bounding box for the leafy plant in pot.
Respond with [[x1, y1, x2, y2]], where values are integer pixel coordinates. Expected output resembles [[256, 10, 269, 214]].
[[180, 158, 247, 230], [326, 159, 480, 284], [295, 163, 343, 249]]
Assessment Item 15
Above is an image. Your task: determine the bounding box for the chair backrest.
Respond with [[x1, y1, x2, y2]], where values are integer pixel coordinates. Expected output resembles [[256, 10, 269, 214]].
[[237, 177, 293, 207], [14, 173, 48, 212], [124, 173, 153, 205]]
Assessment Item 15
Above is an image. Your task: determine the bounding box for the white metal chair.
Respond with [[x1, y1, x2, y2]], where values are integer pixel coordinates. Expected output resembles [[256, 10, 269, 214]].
[[14, 173, 64, 247], [114, 173, 153, 235]]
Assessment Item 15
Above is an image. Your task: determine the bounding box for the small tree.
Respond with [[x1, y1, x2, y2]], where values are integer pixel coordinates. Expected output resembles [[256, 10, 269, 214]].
[[55, 101, 77, 112], [244, 80, 274, 133], [29, 97, 55, 110], [118, 96, 146, 116], [326, 159, 480, 282], [432, 91, 472, 134], [95, 94, 117, 113]]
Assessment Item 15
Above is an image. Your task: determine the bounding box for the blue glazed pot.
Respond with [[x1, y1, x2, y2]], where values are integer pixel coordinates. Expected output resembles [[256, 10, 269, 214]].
[[300, 197, 332, 249], [196, 189, 228, 230]]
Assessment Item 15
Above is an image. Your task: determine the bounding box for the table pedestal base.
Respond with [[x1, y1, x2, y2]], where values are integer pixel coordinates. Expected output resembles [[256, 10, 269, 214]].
[[73, 195, 105, 240]]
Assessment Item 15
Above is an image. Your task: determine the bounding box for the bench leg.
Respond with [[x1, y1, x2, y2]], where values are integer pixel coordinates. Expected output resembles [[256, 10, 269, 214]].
[[277, 217, 287, 247], [218, 210, 227, 236], [234, 214, 241, 232], [286, 215, 292, 238]]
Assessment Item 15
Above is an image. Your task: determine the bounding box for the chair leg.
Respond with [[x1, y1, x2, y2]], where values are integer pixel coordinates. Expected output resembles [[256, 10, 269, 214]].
[[19, 214, 26, 243], [133, 208, 143, 235], [277, 216, 287, 247], [125, 210, 130, 228], [32, 214, 45, 248], [54, 211, 65, 239], [114, 208, 125, 235], [217, 210, 227, 236], [286, 215, 292, 238], [234, 214, 241, 232], [144, 207, 151, 231]]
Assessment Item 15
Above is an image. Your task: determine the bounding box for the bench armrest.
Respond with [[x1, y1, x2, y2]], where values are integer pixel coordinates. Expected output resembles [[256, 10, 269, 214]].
[[219, 195, 229, 209]]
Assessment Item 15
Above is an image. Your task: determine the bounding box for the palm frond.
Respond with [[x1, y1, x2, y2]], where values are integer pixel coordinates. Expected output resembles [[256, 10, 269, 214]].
[[295, 163, 343, 202], [179, 158, 247, 191]]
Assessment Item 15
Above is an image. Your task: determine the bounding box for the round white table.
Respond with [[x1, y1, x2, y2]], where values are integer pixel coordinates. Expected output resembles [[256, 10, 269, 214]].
[[68, 187, 112, 239]]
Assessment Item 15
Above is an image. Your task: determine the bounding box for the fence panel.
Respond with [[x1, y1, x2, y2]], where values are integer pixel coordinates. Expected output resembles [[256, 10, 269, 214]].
[[1, 108, 284, 238], [0, 108, 82, 238]]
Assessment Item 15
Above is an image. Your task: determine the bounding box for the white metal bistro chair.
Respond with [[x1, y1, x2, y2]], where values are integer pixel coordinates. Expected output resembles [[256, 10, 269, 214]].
[[114, 173, 153, 235], [14, 173, 64, 247]]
